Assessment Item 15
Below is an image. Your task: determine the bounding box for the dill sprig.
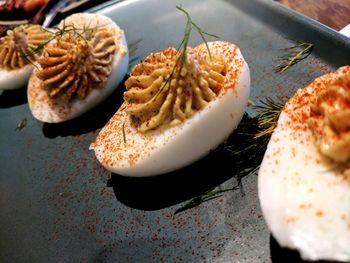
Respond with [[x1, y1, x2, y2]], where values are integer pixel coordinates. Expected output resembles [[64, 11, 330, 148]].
[[254, 97, 285, 139], [128, 39, 142, 60], [274, 40, 313, 73], [15, 118, 27, 131], [21, 21, 109, 63], [154, 6, 218, 98], [122, 123, 127, 143], [128, 39, 142, 71], [174, 97, 285, 215], [219, 97, 285, 171], [174, 186, 240, 215]]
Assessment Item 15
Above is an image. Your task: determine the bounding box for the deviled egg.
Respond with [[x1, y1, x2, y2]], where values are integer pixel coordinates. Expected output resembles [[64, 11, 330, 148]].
[[91, 41, 250, 177], [0, 24, 51, 90], [27, 13, 129, 123], [259, 66, 350, 261]]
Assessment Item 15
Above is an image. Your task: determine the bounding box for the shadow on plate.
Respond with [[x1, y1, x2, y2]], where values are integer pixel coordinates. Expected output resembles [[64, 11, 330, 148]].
[[107, 113, 264, 211], [107, 149, 238, 211], [270, 235, 337, 263], [42, 80, 126, 138], [0, 88, 28, 108]]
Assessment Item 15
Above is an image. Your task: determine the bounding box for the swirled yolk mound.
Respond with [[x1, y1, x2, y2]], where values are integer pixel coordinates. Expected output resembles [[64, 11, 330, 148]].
[[27, 13, 129, 123], [124, 47, 225, 132], [0, 24, 51, 90], [91, 41, 250, 177], [307, 71, 350, 163], [36, 28, 116, 103], [259, 66, 350, 262]]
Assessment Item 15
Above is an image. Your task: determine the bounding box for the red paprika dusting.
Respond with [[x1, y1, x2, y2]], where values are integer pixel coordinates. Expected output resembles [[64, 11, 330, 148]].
[[91, 41, 245, 169], [281, 66, 350, 167]]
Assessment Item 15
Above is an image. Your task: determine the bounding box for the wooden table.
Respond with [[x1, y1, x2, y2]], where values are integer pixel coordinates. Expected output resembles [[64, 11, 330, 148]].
[[277, 0, 350, 31]]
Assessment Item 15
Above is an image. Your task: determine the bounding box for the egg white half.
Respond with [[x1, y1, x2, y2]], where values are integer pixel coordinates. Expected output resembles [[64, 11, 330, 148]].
[[91, 44, 250, 177], [0, 64, 33, 90], [258, 67, 350, 261], [27, 14, 129, 123]]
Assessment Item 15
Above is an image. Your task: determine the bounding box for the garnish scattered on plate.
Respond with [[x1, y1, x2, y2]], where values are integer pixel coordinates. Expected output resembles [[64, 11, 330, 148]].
[[274, 40, 313, 73], [15, 117, 28, 131], [175, 97, 284, 214]]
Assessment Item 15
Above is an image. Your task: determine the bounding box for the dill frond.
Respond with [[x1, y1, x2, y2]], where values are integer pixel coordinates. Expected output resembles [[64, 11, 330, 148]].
[[274, 40, 313, 73], [174, 97, 285, 215], [15, 118, 27, 131], [174, 186, 239, 215], [254, 97, 285, 139], [20, 21, 110, 64], [154, 6, 218, 99], [122, 123, 127, 143], [128, 39, 142, 70]]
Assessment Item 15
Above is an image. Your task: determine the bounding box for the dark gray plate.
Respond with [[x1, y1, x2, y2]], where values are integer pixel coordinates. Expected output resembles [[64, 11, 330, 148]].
[[1, 0, 349, 262]]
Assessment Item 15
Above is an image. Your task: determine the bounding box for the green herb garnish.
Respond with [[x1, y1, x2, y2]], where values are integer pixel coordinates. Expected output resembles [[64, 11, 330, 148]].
[[174, 186, 240, 215], [122, 123, 127, 143], [247, 99, 255, 107], [127, 39, 142, 71], [275, 40, 313, 73], [15, 118, 27, 131], [154, 6, 218, 99], [21, 21, 110, 64], [174, 97, 285, 214], [254, 97, 285, 139]]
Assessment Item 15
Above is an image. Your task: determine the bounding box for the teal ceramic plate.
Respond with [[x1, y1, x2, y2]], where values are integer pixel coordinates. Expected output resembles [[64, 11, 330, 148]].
[[0, 0, 349, 262]]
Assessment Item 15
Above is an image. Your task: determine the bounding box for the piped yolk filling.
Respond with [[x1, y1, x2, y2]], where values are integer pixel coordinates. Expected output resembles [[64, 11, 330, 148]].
[[307, 72, 350, 163], [0, 25, 51, 70], [36, 29, 116, 104], [124, 47, 226, 132]]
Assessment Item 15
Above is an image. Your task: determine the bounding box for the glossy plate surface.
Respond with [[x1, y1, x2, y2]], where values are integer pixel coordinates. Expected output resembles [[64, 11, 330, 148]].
[[0, 0, 349, 262]]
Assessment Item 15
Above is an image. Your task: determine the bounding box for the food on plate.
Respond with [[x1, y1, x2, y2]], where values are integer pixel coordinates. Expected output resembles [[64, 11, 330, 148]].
[[27, 13, 129, 123], [91, 41, 250, 176], [0, 24, 51, 90], [258, 66, 350, 261]]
